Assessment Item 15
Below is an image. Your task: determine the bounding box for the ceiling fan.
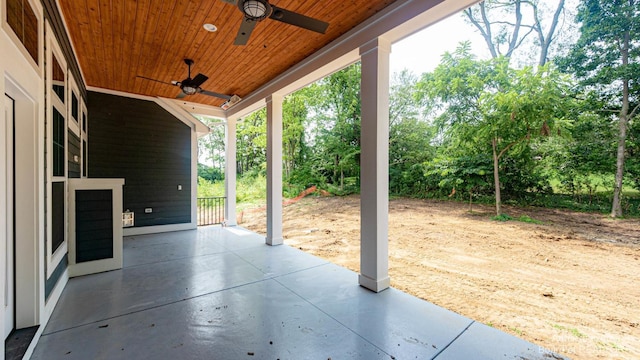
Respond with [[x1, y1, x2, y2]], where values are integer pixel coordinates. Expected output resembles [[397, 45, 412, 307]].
[[137, 59, 234, 101], [221, 0, 329, 45]]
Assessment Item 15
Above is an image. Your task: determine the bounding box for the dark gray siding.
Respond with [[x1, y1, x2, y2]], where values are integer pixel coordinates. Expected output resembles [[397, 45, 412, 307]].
[[87, 91, 191, 227], [68, 130, 80, 178], [75, 190, 113, 263]]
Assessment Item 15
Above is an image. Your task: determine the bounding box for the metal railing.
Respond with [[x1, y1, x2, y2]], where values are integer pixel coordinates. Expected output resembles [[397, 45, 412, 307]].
[[197, 197, 226, 226]]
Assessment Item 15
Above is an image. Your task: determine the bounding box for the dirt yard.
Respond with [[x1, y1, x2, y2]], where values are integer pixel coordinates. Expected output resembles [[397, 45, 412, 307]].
[[240, 195, 640, 360]]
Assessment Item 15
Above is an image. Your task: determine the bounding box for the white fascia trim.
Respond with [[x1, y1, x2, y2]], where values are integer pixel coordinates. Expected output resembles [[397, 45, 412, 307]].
[[227, 0, 480, 121], [173, 99, 227, 120], [87, 86, 210, 136], [155, 97, 210, 136], [123, 223, 196, 236]]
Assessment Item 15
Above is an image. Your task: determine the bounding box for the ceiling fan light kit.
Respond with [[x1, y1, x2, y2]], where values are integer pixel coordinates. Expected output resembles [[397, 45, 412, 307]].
[[243, 0, 270, 20], [136, 59, 237, 105], [221, 0, 329, 45]]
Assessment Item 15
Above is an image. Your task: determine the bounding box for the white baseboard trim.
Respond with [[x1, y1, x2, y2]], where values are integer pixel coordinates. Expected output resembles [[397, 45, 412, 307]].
[[24, 269, 70, 360], [123, 223, 196, 236]]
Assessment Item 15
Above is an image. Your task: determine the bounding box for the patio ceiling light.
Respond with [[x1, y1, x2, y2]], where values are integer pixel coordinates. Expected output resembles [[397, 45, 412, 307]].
[[181, 85, 198, 95], [242, 0, 271, 21], [203, 23, 218, 32]]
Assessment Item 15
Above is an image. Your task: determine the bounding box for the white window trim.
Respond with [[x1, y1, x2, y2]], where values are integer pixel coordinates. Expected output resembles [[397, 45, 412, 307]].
[[81, 99, 88, 178], [67, 72, 80, 137], [45, 21, 68, 277], [1, 0, 43, 74]]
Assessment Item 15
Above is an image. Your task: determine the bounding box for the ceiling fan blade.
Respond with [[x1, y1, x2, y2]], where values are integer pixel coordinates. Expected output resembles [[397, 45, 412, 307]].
[[269, 6, 329, 34], [137, 75, 175, 86], [176, 91, 187, 99], [200, 89, 232, 101], [234, 18, 258, 45], [191, 73, 209, 88]]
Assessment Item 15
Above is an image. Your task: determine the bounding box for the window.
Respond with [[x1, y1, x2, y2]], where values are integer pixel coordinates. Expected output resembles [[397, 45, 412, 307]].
[[52, 54, 65, 103], [51, 182, 65, 252], [82, 139, 87, 177], [6, 0, 39, 63], [82, 111, 86, 132], [71, 92, 78, 122], [52, 108, 65, 177]]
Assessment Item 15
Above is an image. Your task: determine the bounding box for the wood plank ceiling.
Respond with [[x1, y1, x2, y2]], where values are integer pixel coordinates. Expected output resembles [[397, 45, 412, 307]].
[[58, 0, 397, 107]]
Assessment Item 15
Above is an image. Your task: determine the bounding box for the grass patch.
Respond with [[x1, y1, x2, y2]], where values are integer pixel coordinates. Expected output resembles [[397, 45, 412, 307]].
[[516, 215, 544, 224], [552, 324, 586, 338], [509, 327, 523, 336], [597, 341, 627, 352], [491, 214, 513, 221]]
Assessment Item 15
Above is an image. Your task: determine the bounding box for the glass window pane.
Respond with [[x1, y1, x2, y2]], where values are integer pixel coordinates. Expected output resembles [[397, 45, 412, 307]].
[[71, 92, 78, 122], [52, 55, 65, 103], [52, 181, 65, 252], [23, 1, 38, 62], [53, 108, 65, 176]]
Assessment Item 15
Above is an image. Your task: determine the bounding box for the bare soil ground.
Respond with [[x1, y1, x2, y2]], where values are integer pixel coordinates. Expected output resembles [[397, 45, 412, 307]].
[[240, 195, 640, 360]]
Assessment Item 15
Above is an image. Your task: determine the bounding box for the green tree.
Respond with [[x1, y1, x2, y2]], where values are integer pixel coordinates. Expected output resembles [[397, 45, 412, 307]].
[[559, 0, 640, 217], [197, 117, 226, 175], [464, 0, 567, 66], [237, 109, 267, 176], [388, 70, 435, 195], [420, 44, 573, 215], [312, 63, 362, 192]]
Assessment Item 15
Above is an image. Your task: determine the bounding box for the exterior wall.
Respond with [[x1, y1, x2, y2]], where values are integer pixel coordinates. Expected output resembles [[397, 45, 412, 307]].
[[1, 0, 47, 349], [88, 91, 193, 229]]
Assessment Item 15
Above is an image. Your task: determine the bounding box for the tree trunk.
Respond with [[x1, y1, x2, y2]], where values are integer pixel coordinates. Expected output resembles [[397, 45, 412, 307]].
[[536, 0, 565, 66], [492, 137, 501, 216], [611, 29, 630, 218]]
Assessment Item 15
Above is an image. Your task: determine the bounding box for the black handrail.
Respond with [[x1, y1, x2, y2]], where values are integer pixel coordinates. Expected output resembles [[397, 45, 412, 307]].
[[197, 197, 226, 226]]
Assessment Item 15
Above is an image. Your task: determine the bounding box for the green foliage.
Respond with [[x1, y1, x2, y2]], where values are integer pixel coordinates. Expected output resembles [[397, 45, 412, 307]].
[[197, 117, 226, 173], [516, 215, 543, 224], [425, 154, 492, 202], [197, 177, 225, 198], [492, 213, 513, 221], [419, 44, 574, 215], [197, 163, 223, 182], [557, 0, 640, 217], [237, 109, 267, 176], [389, 70, 436, 196]]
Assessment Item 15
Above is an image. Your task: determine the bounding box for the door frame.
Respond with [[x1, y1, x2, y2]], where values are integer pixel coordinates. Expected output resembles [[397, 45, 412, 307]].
[[3, 93, 15, 339], [4, 77, 40, 331]]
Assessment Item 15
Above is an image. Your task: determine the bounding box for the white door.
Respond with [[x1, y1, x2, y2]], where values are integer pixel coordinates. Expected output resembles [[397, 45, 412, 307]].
[[3, 94, 15, 339]]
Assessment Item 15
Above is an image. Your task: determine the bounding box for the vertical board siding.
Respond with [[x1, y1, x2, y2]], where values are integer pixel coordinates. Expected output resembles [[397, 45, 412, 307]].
[[68, 130, 80, 178], [87, 91, 191, 227], [75, 190, 113, 263]]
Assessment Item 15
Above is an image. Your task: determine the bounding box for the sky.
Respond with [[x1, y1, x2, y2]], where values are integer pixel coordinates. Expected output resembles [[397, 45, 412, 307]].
[[390, 12, 488, 76]]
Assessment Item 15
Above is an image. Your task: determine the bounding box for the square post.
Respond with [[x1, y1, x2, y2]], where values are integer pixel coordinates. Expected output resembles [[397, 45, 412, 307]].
[[359, 37, 391, 292], [224, 118, 237, 226], [266, 94, 283, 246]]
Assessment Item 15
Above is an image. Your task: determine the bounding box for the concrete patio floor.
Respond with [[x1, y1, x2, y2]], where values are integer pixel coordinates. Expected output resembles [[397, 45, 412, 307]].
[[30, 226, 568, 359]]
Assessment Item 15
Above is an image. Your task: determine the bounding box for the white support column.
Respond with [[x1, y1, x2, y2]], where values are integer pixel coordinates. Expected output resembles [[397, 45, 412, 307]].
[[224, 118, 237, 226], [266, 94, 283, 246], [358, 37, 391, 292]]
